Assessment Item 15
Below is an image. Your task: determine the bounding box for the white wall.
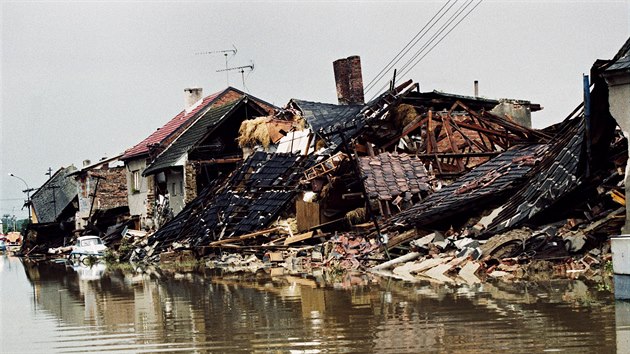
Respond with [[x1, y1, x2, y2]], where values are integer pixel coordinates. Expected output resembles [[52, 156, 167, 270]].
[[125, 158, 150, 222], [607, 71, 630, 232], [165, 169, 185, 215]]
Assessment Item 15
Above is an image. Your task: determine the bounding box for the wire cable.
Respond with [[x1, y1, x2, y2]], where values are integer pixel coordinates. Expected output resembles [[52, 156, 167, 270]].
[[364, 0, 456, 94], [398, 0, 483, 81], [368, 0, 483, 99], [397, 0, 476, 76]]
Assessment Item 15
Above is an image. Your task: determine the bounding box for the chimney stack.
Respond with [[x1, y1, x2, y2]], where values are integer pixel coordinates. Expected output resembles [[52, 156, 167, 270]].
[[184, 87, 203, 112], [474, 80, 479, 97], [333, 56, 364, 105]]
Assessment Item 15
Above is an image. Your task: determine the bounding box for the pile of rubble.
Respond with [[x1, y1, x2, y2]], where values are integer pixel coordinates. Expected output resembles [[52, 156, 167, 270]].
[[22, 44, 629, 286], [111, 71, 625, 284]]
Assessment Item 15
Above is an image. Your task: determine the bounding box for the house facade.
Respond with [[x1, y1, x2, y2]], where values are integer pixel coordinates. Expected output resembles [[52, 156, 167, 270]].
[[142, 97, 272, 223], [66, 156, 128, 231], [121, 87, 274, 229], [604, 37, 630, 232]]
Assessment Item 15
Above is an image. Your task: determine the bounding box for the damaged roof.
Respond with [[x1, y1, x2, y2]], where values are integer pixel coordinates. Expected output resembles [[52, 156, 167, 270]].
[[149, 152, 313, 249], [402, 90, 542, 112], [121, 89, 225, 161], [143, 100, 241, 175], [30, 166, 79, 224], [121, 87, 276, 161], [606, 36, 630, 72], [487, 118, 586, 232], [359, 152, 431, 201], [290, 99, 364, 148], [389, 143, 548, 229]]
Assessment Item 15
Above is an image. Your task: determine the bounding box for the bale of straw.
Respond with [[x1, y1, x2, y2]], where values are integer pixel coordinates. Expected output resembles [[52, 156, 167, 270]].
[[238, 116, 272, 148], [345, 207, 366, 225], [392, 104, 418, 129]]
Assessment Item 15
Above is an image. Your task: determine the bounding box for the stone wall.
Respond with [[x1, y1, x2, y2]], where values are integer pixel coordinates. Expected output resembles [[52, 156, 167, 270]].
[[184, 162, 197, 204], [92, 166, 128, 210]]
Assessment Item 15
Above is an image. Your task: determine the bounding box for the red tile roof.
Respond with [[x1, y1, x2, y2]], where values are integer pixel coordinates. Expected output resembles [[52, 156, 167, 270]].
[[121, 90, 227, 160]]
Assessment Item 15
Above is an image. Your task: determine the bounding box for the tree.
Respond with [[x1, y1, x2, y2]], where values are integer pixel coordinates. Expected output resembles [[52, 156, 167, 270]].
[[1, 214, 18, 233]]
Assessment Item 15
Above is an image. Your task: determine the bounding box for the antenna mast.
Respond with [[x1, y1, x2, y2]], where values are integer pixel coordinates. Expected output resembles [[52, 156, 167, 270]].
[[216, 62, 254, 91], [195, 45, 237, 86]]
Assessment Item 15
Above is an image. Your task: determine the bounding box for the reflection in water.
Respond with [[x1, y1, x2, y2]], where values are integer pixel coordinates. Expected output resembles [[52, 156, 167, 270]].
[[0, 254, 620, 353]]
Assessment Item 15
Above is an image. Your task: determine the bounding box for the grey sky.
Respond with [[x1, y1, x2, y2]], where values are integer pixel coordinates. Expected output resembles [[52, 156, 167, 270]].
[[1, 0, 628, 219]]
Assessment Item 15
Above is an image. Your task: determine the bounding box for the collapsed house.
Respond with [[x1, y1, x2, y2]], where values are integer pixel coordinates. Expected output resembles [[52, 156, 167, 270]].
[[125, 55, 575, 267], [139, 152, 315, 261], [24, 37, 630, 283], [25, 166, 79, 251], [66, 155, 133, 244]]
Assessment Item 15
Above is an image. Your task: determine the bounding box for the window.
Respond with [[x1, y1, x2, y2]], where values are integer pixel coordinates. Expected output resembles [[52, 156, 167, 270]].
[[180, 181, 184, 195], [131, 170, 140, 193], [172, 182, 177, 196]]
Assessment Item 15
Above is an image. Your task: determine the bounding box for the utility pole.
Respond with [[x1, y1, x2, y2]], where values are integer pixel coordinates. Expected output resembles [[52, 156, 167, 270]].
[[8, 173, 35, 223]]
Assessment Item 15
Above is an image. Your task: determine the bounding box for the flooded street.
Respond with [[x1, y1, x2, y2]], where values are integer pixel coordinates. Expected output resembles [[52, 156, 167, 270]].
[[0, 254, 624, 353]]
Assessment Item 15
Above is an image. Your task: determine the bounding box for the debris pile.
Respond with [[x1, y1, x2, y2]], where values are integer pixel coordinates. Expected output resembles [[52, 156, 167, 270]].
[[16, 39, 630, 286]]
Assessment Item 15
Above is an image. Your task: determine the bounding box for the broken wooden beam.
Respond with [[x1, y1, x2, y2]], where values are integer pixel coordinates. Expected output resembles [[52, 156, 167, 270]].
[[284, 231, 314, 246], [372, 251, 421, 271], [203, 227, 283, 247]]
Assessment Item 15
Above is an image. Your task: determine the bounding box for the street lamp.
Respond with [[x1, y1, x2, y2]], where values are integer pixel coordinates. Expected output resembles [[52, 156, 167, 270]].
[[8, 173, 35, 223]]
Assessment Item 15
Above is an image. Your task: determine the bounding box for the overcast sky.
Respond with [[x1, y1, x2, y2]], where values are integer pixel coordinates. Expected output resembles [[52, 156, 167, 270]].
[[1, 0, 628, 219]]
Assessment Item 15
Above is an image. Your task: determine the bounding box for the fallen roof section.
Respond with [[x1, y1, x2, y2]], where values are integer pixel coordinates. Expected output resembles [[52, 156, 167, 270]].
[[148, 152, 315, 252], [389, 143, 548, 230], [290, 99, 364, 149], [359, 151, 432, 202], [30, 166, 79, 224], [487, 118, 586, 233]]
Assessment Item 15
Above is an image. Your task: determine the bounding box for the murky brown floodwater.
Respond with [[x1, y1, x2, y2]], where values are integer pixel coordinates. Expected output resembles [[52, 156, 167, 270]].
[[0, 254, 625, 353]]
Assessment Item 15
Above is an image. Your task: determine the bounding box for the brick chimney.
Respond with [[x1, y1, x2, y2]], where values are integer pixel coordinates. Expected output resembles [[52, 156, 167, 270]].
[[333, 56, 364, 105], [184, 87, 203, 113]]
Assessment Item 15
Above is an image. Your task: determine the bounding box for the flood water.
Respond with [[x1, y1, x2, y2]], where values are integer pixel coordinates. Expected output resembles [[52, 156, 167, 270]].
[[0, 254, 626, 353]]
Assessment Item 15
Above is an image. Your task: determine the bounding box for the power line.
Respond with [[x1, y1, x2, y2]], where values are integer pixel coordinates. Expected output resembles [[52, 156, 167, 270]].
[[397, 0, 476, 77], [398, 0, 483, 82], [364, 0, 456, 94], [368, 0, 483, 99]]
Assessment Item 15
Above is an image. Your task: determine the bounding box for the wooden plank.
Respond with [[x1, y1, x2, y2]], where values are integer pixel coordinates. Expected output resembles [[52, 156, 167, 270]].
[[194, 157, 243, 164], [372, 252, 421, 270], [427, 110, 433, 154], [296, 200, 320, 232], [380, 116, 428, 150], [441, 116, 464, 171], [204, 227, 282, 247], [269, 252, 284, 262], [284, 231, 314, 246]]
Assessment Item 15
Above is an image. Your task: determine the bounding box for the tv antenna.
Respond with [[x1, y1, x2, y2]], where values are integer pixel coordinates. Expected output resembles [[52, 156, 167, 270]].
[[216, 62, 254, 92], [195, 45, 237, 85]]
